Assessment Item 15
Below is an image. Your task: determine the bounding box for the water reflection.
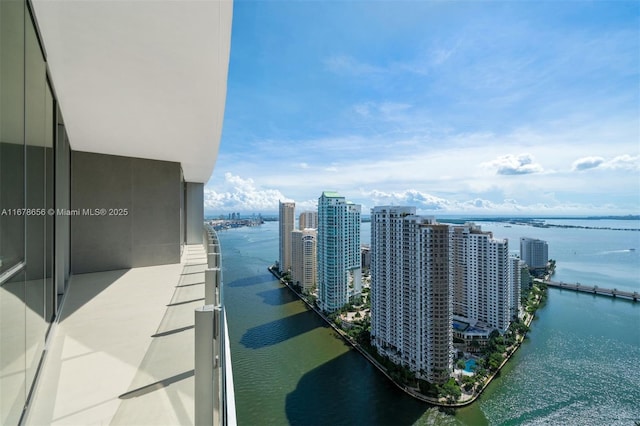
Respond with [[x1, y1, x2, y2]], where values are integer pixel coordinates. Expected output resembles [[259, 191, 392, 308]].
[[256, 286, 299, 306], [285, 350, 432, 426], [240, 310, 325, 350], [226, 273, 275, 288]]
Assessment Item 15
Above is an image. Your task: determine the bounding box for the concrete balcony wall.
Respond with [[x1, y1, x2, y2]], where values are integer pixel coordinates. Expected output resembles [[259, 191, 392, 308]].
[[71, 151, 181, 274], [185, 182, 205, 244]]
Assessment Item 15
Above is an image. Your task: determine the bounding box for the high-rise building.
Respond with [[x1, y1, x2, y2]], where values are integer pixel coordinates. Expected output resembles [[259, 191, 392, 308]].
[[0, 1, 234, 424], [298, 211, 318, 230], [451, 223, 511, 331], [360, 244, 371, 270], [279, 201, 295, 273], [317, 191, 361, 313], [291, 228, 317, 293], [509, 256, 524, 319], [370, 207, 452, 384], [520, 237, 549, 270]]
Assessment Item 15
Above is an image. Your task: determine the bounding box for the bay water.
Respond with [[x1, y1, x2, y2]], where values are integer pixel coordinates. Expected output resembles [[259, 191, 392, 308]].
[[221, 219, 640, 425]]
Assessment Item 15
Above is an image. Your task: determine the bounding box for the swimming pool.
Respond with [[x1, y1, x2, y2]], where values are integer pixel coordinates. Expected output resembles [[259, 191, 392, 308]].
[[464, 359, 476, 372]]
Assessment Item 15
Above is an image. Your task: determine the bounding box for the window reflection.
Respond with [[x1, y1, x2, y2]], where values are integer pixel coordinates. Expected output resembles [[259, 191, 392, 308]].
[[1, 1, 58, 423], [0, 0, 25, 275], [24, 3, 48, 390]]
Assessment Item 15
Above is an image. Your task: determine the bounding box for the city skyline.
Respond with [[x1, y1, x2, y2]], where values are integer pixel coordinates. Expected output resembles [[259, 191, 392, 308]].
[[205, 1, 639, 216]]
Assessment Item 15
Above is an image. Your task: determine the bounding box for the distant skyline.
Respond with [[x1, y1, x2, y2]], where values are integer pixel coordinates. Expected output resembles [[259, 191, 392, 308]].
[[205, 1, 639, 216]]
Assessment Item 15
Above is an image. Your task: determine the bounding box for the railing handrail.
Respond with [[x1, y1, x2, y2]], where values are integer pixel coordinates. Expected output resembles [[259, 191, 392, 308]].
[[196, 225, 235, 425]]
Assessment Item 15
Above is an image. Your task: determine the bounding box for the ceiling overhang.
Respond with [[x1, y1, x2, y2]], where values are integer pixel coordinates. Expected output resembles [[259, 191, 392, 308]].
[[31, 0, 233, 183]]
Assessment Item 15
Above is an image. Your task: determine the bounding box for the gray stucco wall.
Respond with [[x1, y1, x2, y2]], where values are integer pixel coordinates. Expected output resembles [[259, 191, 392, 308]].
[[71, 151, 181, 273], [185, 182, 204, 244]]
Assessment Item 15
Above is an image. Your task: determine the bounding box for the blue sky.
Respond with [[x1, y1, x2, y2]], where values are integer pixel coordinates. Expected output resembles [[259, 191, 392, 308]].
[[205, 0, 639, 216]]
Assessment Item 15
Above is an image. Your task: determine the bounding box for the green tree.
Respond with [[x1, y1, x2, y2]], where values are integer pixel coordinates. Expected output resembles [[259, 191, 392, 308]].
[[461, 374, 476, 392], [488, 352, 503, 371], [475, 366, 487, 379], [439, 378, 461, 402], [470, 340, 480, 351], [418, 379, 438, 397]]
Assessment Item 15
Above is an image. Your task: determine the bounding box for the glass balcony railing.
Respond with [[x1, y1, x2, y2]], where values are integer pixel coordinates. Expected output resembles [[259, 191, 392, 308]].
[[197, 225, 236, 426]]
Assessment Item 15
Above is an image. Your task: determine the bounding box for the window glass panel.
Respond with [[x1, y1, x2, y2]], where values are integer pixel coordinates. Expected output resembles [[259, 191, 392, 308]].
[[0, 1, 27, 424], [45, 83, 54, 322], [24, 4, 47, 388], [0, 0, 26, 274]]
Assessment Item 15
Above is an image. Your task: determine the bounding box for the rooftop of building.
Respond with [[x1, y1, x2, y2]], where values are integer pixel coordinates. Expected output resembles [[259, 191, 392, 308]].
[[321, 191, 342, 198]]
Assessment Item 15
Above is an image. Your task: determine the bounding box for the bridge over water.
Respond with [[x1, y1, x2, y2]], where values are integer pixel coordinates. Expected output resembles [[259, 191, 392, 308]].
[[538, 279, 638, 302]]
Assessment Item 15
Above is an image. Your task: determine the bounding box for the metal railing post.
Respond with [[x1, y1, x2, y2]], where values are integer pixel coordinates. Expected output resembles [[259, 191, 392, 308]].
[[205, 267, 221, 306], [194, 305, 214, 426]]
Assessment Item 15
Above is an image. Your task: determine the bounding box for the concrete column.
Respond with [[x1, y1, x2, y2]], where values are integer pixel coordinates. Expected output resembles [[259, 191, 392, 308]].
[[185, 182, 204, 244]]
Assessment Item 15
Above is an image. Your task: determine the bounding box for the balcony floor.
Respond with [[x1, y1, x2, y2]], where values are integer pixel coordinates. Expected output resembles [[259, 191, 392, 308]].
[[26, 244, 207, 426]]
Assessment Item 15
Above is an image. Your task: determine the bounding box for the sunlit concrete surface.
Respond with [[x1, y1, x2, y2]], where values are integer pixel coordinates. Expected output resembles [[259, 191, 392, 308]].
[[26, 245, 207, 425]]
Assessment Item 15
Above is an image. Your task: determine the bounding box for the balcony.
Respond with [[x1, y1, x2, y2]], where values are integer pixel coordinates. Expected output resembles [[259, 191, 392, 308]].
[[24, 227, 235, 425]]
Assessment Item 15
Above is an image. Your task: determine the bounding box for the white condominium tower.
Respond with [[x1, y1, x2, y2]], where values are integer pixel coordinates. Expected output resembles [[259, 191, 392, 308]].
[[299, 211, 318, 230], [451, 223, 511, 331], [370, 207, 452, 384], [291, 229, 317, 293], [279, 201, 295, 273], [520, 237, 549, 270], [317, 191, 361, 313]]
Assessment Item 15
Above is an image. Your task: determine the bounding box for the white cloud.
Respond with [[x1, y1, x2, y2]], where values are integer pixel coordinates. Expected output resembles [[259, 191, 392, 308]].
[[461, 198, 497, 210], [353, 103, 371, 117], [294, 199, 319, 212], [430, 43, 458, 66], [205, 170, 636, 215], [363, 189, 451, 210], [358, 189, 626, 215], [204, 172, 288, 213], [213, 120, 638, 214], [352, 101, 412, 122], [482, 153, 544, 175], [602, 154, 639, 170], [572, 156, 604, 171], [572, 154, 639, 171], [324, 55, 384, 75]]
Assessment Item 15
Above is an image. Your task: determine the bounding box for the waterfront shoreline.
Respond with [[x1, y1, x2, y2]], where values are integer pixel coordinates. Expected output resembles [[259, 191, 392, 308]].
[[266, 265, 537, 408], [220, 221, 639, 425]]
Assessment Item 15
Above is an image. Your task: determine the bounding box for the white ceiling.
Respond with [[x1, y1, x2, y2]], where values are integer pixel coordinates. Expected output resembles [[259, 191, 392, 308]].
[[31, 0, 233, 183]]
